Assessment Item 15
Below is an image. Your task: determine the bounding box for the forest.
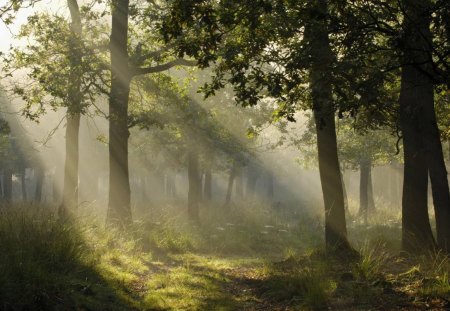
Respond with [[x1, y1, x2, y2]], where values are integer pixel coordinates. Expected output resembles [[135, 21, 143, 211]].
[[0, 0, 449, 310]]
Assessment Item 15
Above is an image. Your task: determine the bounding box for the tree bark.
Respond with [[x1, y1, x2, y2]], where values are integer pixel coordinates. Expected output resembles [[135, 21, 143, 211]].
[[308, 0, 351, 253], [188, 150, 200, 221], [106, 0, 132, 224], [59, 0, 82, 217]]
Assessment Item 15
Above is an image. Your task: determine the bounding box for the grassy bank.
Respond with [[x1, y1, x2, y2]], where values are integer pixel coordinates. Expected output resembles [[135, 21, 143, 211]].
[[0, 202, 448, 310]]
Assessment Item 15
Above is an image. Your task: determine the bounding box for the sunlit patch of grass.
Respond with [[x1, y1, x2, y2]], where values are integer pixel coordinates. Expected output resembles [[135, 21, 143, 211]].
[[138, 200, 318, 258], [144, 255, 244, 310], [254, 253, 335, 310]]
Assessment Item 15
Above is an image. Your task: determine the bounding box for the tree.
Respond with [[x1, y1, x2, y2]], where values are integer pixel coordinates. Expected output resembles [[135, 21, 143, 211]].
[[2, 1, 109, 212], [161, 0, 359, 253], [60, 0, 83, 216], [106, 0, 194, 224], [398, 0, 450, 253]]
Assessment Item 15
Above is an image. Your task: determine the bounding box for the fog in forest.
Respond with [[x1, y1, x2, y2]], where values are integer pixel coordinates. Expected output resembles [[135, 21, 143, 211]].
[[0, 1, 449, 310]]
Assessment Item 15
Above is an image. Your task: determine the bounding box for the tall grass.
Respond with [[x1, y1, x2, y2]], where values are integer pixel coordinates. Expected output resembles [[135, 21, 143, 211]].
[[0, 205, 145, 310]]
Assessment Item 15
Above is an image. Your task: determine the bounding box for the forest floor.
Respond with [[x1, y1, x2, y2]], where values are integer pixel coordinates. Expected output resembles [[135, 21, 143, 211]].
[[1, 202, 449, 310]]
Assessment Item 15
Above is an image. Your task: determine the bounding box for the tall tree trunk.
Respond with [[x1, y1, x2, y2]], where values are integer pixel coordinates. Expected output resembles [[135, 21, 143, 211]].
[[266, 170, 274, 200], [107, 0, 132, 224], [59, 0, 82, 217], [359, 159, 370, 223], [20, 167, 27, 201], [307, 0, 351, 253], [246, 162, 258, 198], [3, 169, 12, 203], [204, 167, 212, 201], [400, 0, 448, 252], [34, 167, 43, 203], [341, 169, 348, 212], [235, 167, 244, 198], [188, 150, 200, 221], [367, 165, 375, 211], [399, 54, 436, 253], [225, 163, 237, 207]]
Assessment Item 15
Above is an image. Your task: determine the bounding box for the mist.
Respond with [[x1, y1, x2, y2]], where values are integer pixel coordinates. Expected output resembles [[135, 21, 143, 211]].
[[0, 0, 449, 310]]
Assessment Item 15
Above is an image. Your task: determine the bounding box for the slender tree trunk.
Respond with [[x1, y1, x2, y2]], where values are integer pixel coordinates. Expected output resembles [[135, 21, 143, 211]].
[[107, 0, 132, 224], [3, 169, 12, 203], [246, 163, 258, 198], [59, 0, 82, 217], [204, 167, 212, 201], [20, 167, 27, 201], [60, 113, 81, 213], [367, 165, 375, 211], [359, 159, 369, 223], [188, 150, 200, 221], [34, 167, 43, 203], [341, 169, 348, 212], [235, 167, 244, 198], [307, 0, 351, 253], [225, 163, 237, 207], [267, 170, 274, 200]]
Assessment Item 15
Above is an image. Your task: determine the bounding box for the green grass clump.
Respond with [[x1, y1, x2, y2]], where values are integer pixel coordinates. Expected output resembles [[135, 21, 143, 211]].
[[353, 242, 388, 281], [0, 206, 148, 310], [417, 253, 450, 298]]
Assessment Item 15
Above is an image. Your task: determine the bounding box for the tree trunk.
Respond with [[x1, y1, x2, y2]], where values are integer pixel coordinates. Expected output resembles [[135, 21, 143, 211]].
[[307, 0, 351, 253], [60, 113, 81, 214], [107, 0, 132, 224], [235, 167, 244, 198], [20, 167, 27, 201], [34, 167, 43, 203], [399, 52, 436, 253], [367, 165, 375, 211], [399, 0, 449, 252], [59, 0, 82, 217], [225, 163, 237, 207], [359, 160, 369, 223], [341, 169, 348, 212], [3, 169, 12, 203], [266, 170, 274, 200], [246, 163, 258, 198], [204, 167, 212, 201], [188, 150, 200, 221]]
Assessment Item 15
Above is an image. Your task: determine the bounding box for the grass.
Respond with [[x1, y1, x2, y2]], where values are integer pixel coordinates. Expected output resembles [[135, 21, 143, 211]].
[[0, 200, 449, 310]]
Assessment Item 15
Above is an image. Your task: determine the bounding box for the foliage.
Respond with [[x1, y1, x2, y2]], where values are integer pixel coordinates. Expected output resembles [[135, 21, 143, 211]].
[[2, 6, 109, 121]]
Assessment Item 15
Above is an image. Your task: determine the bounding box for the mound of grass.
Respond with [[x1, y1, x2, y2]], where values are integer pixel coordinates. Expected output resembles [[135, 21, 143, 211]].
[[0, 206, 148, 310]]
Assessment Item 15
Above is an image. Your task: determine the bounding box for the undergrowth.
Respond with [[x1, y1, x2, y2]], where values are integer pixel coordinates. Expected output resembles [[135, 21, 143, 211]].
[[0, 201, 448, 310]]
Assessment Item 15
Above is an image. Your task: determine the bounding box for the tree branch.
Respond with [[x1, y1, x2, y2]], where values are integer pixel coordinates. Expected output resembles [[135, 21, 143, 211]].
[[132, 59, 197, 76]]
